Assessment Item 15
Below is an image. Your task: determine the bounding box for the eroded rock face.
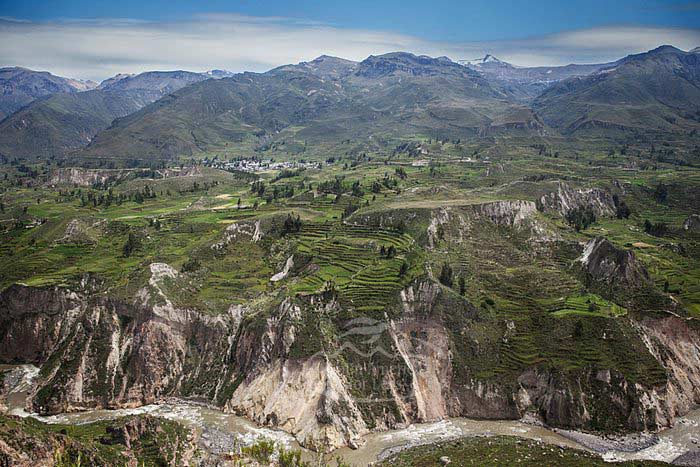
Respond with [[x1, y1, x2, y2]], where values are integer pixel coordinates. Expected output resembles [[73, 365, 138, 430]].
[[425, 201, 558, 248], [2, 271, 699, 450], [226, 357, 368, 450], [392, 281, 451, 422], [212, 219, 262, 250], [538, 182, 616, 218], [634, 316, 700, 427], [48, 166, 202, 187], [578, 237, 650, 289], [48, 168, 127, 187], [466, 200, 538, 228]]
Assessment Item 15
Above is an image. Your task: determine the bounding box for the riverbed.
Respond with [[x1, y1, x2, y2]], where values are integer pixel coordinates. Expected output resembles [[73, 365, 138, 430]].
[[2, 364, 699, 465]]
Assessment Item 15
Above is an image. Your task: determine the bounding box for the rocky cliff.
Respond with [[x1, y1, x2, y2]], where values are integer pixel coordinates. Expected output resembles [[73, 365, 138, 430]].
[[1, 270, 698, 450], [538, 182, 616, 218]]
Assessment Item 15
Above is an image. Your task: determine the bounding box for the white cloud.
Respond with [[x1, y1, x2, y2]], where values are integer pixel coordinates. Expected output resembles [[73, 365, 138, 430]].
[[0, 14, 698, 81]]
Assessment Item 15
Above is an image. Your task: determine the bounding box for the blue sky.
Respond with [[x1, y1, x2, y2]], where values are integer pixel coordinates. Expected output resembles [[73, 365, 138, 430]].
[[3, 0, 700, 41], [1, 0, 699, 80]]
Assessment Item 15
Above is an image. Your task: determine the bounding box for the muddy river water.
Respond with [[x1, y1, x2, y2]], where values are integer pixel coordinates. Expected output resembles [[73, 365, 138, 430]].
[[2, 365, 699, 465]]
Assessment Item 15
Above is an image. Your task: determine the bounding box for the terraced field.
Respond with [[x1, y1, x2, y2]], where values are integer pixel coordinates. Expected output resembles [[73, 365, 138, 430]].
[[290, 223, 417, 313]]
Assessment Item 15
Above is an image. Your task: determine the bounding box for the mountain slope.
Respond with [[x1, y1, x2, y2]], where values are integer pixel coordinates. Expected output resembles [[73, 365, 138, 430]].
[[0, 71, 208, 159], [533, 46, 700, 135], [99, 70, 206, 94], [80, 53, 542, 161], [459, 55, 611, 99], [0, 89, 158, 159], [0, 67, 96, 121]]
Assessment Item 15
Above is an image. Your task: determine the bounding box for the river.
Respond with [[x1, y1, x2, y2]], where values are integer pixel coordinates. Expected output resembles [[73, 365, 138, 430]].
[[2, 365, 699, 465]]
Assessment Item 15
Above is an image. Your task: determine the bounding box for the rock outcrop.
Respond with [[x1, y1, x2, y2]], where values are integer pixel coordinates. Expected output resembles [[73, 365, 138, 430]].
[[683, 214, 700, 232], [227, 357, 368, 450], [577, 237, 650, 289], [425, 200, 557, 248], [538, 182, 616, 218]]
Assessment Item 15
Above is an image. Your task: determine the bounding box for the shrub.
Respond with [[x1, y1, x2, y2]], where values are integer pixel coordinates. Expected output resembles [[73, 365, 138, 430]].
[[644, 219, 667, 237], [439, 263, 453, 287], [278, 447, 309, 467], [181, 257, 201, 273], [565, 206, 596, 231], [242, 439, 275, 464]]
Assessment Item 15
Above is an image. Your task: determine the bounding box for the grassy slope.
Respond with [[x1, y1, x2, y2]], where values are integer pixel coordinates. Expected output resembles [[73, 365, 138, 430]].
[[0, 413, 193, 465], [0, 89, 156, 158], [379, 436, 668, 466]]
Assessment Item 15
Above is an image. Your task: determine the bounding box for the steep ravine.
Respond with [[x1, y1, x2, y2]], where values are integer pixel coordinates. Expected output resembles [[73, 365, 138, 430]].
[[2, 274, 699, 451]]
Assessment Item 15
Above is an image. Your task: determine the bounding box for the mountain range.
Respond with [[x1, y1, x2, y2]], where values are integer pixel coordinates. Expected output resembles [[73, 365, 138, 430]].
[[0, 67, 97, 121], [0, 45, 698, 162]]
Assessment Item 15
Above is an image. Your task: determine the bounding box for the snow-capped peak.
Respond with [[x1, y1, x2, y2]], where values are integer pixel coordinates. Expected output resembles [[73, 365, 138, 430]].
[[458, 54, 506, 67], [205, 69, 235, 79]]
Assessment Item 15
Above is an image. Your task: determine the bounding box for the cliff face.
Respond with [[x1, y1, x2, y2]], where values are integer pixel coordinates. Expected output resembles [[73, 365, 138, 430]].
[[578, 237, 650, 289], [1, 274, 699, 449], [0, 281, 236, 414], [538, 182, 616, 218]]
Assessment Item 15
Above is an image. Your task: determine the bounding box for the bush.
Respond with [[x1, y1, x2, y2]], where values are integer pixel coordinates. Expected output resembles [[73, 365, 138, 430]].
[[644, 219, 667, 237], [278, 447, 309, 467], [181, 257, 201, 272], [565, 206, 596, 231], [439, 263, 453, 287], [242, 439, 275, 464]]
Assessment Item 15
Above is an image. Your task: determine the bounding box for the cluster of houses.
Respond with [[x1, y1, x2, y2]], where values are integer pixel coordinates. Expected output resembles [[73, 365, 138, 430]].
[[206, 158, 322, 173]]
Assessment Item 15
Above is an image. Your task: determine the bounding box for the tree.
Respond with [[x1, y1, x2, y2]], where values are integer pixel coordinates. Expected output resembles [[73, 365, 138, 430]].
[[182, 257, 201, 272], [399, 261, 408, 277], [565, 207, 596, 231], [653, 183, 668, 203], [613, 194, 632, 219], [439, 263, 453, 288], [282, 213, 302, 235], [122, 232, 140, 258], [459, 276, 466, 295]]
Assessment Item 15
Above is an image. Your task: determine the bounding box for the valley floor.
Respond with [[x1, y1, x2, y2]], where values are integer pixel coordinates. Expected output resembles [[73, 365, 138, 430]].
[[2, 364, 700, 465]]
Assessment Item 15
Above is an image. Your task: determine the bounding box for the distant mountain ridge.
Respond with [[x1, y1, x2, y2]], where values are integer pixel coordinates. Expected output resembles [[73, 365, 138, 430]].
[[1, 45, 698, 161], [533, 45, 700, 135], [0, 67, 97, 121], [458, 54, 613, 97], [0, 70, 212, 159], [76, 52, 543, 161]]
